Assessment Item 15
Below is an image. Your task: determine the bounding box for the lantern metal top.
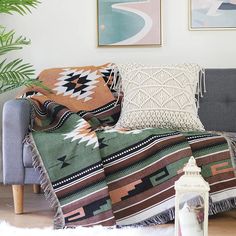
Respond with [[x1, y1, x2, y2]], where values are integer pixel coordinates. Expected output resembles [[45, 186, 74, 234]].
[[175, 157, 210, 192], [183, 156, 201, 176]]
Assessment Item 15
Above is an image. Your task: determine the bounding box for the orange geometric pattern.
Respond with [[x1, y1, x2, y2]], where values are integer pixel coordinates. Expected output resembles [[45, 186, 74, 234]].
[[211, 162, 235, 176], [109, 180, 142, 204], [21, 65, 115, 113], [64, 207, 85, 221]]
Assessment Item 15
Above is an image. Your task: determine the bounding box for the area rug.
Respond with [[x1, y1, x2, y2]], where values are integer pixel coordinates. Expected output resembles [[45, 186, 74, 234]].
[[0, 221, 174, 236]]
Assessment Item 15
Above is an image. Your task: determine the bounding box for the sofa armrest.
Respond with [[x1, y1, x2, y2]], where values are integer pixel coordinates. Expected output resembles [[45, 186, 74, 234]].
[[3, 99, 31, 184]]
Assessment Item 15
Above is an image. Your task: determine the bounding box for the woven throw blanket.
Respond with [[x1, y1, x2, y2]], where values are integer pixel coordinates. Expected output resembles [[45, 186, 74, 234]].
[[22, 66, 236, 229], [22, 63, 121, 129]]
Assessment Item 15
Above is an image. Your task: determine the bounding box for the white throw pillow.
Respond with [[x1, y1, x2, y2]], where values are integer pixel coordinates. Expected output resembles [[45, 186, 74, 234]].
[[116, 63, 205, 131]]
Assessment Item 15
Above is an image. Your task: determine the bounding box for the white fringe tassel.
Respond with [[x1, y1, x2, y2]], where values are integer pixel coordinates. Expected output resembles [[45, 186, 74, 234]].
[[23, 134, 65, 229]]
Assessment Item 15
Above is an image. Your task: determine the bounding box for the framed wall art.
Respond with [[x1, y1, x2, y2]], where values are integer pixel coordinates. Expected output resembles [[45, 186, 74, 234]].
[[189, 0, 236, 30], [97, 0, 162, 46]]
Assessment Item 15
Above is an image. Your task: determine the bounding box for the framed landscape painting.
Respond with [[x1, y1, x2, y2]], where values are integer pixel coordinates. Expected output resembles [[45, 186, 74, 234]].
[[97, 0, 161, 46], [190, 0, 236, 30]]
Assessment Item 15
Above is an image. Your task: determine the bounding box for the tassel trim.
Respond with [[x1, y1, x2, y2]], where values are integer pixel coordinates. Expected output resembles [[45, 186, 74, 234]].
[[196, 67, 206, 109], [130, 197, 236, 227], [209, 131, 236, 173], [23, 134, 65, 229]]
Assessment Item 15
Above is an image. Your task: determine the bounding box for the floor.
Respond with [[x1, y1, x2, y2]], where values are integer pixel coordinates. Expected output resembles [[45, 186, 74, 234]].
[[0, 184, 53, 228], [0, 184, 236, 235]]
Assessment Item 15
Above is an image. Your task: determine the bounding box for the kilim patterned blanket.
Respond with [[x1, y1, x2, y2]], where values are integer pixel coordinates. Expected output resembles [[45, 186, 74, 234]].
[[22, 64, 236, 229]]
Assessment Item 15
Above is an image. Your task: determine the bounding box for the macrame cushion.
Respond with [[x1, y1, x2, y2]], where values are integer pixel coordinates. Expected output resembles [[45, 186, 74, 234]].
[[116, 63, 205, 131]]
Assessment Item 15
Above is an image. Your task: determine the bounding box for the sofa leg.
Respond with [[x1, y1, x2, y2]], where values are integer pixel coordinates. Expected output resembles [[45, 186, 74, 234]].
[[12, 185, 24, 214], [33, 184, 40, 194]]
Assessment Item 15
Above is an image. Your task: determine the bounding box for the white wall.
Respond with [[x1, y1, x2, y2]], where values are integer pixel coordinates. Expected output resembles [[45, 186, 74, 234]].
[[1, 0, 236, 74]]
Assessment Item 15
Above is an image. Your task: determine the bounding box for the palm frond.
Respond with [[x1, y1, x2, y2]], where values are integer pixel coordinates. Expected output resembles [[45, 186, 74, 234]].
[[0, 58, 35, 93], [0, 26, 30, 56], [0, 0, 40, 15], [0, 58, 51, 94]]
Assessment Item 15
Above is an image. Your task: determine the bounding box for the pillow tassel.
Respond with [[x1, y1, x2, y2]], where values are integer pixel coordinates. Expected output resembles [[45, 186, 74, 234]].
[[196, 68, 206, 109], [202, 68, 207, 93]]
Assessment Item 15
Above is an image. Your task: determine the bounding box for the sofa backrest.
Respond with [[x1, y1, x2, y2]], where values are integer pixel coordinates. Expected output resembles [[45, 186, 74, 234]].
[[199, 69, 236, 132]]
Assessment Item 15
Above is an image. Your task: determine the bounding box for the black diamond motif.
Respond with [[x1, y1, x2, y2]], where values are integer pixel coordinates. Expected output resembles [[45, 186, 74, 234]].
[[65, 73, 80, 82], [62, 72, 91, 95], [64, 81, 76, 92], [98, 138, 108, 149], [57, 155, 70, 169]]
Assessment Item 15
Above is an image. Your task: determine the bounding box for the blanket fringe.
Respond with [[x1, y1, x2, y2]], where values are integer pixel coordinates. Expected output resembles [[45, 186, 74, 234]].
[[23, 134, 65, 229], [225, 134, 236, 169], [209, 197, 236, 215], [109, 64, 121, 92], [131, 197, 236, 227], [210, 131, 236, 173], [109, 64, 123, 108]]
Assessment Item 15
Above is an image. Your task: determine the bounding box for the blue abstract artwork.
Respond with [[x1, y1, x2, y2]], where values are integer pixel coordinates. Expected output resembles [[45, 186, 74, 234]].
[[190, 0, 236, 29], [97, 0, 161, 46]]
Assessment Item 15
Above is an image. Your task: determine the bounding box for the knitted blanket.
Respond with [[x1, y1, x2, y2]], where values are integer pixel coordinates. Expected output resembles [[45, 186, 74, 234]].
[[23, 65, 236, 229]]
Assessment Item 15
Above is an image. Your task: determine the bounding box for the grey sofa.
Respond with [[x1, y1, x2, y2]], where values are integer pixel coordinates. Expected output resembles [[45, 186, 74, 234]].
[[2, 69, 236, 214]]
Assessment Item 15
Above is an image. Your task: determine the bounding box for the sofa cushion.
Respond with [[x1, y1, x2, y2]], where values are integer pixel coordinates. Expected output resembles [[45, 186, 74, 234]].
[[199, 69, 236, 132], [116, 63, 205, 131]]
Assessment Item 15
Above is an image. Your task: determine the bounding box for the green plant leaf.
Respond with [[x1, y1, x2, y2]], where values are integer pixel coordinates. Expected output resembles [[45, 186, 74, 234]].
[[0, 59, 51, 94], [0, 26, 30, 55], [0, 0, 40, 15], [0, 0, 44, 94], [0, 58, 34, 93]]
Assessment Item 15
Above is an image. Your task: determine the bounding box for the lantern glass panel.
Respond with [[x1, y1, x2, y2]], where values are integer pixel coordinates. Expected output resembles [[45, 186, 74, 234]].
[[178, 193, 204, 236]]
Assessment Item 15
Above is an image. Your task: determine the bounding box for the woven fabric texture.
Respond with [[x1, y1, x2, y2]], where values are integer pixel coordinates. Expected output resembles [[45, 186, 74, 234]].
[[116, 63, 205, 131]]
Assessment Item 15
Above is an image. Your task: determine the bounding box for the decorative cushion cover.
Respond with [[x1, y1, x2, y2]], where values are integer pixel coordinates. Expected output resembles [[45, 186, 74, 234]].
[[116, 63, 205, 131]]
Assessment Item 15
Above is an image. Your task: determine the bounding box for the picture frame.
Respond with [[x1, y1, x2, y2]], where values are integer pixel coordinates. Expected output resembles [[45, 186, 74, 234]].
[[97, 0, 162, 46], [189, 0, 236, 30]]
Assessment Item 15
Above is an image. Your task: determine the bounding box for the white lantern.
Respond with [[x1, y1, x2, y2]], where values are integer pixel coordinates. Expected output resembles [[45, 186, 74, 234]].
[[174, 156, 210, 236]]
